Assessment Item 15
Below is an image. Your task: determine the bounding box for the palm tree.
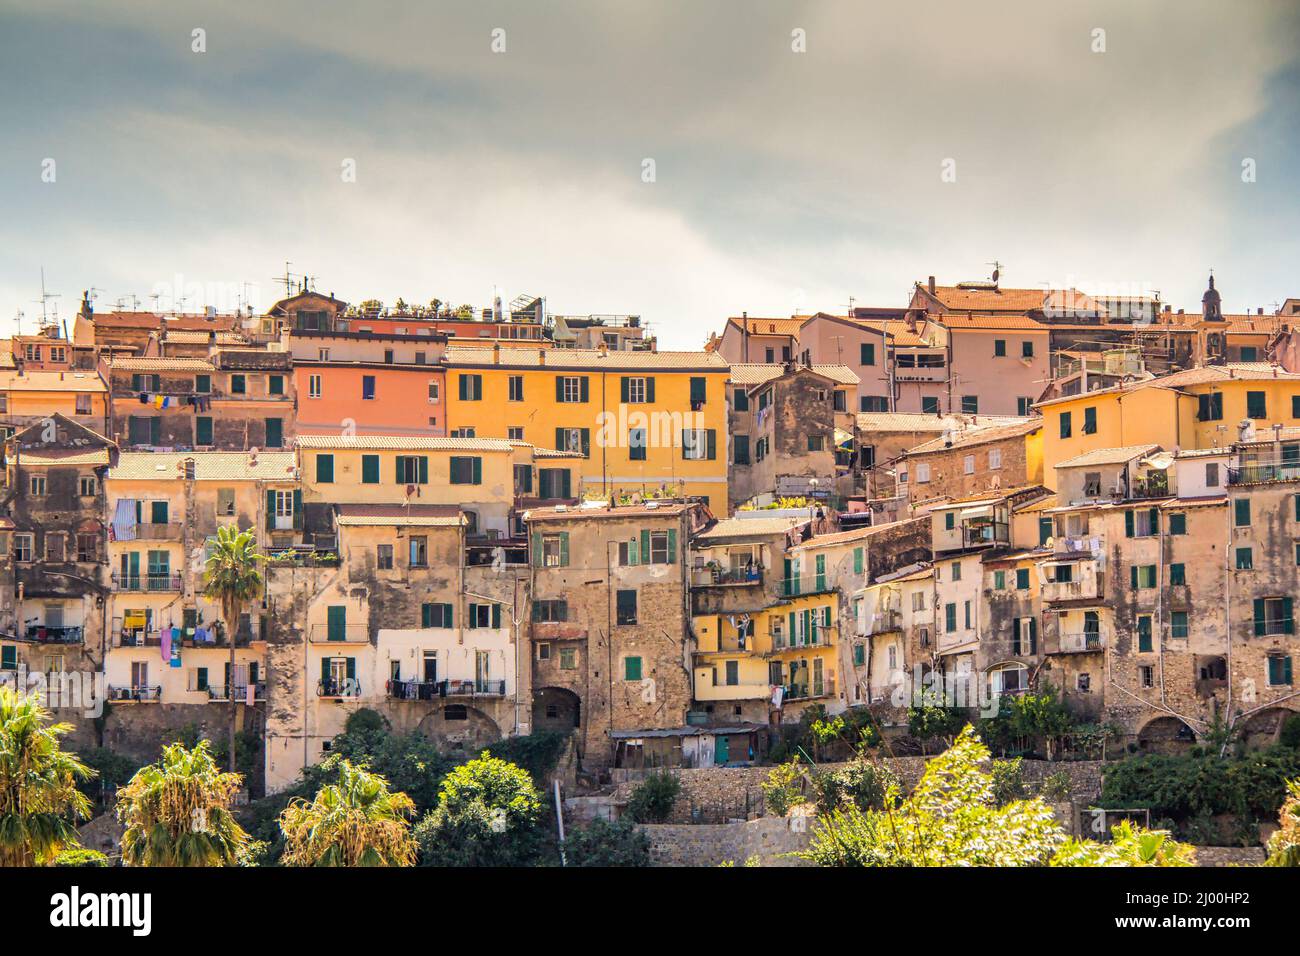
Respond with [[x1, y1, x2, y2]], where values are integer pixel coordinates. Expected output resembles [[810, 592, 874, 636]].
[[279, 759, 417, 866], [116, 740, 250, 866], [202, 525, 264, 771], [0, 685, 94, 866]]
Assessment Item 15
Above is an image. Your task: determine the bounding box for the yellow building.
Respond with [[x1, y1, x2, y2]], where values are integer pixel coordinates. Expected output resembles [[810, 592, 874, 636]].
[[0, 368, 108, 439], [1035, 364, 1300, 489], [442, 345, 731, 512]]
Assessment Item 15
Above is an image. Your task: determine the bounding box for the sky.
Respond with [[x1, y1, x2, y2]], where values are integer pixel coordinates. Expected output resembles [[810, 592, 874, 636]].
[[1, 0, 1298, 348]]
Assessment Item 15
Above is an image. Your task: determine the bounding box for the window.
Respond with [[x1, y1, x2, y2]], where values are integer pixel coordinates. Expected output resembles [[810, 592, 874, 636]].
[[733, 434, 750, 465], [539, 533, 569, 568], [508, 375, 524, 402], [559, 647, 577, 670], [45, 534, 65, 562], [944, 512, 955, 531], [945, 603, 957, 632], [921, 396, 940, 414], [536, 643, 552, 661], [29, 475, 46, 496], [467, 603, 501, 629], [733, 388, 749, 411], [1126, 508, 1158, 538], [1131, 564, 1157, 588], [421, 603, 453, 628], [951, 562, 962, 582], [449, 456, 482, 485], [860, 395, 888, 413], [396, 456, 429, 484], [316, 454, 334, 484], [1171, 611, 1189, 639], [1253, 597, 1294, 636], [408, 536, 428, 568], [1021, 341, 1034, 358], [195, 416, 213, 445], [623, 656, 643, 681], [230, 374, 246, 394], [1083, 407, 1097, 435], [1246, 391, 1267, 420], [1168, 513, 1186, 535], [1241, 346, 1259, 363], [994, 570, 1005, 589], [76, 533, 97, 562], [646, 530, 674, 565], [915, 462, 931, 483], [383, 349, 394, 365], [994, 339, 1006, 357], [556, 427, 590, 457], [377, 545, 393, 570], [1136, 614, 1153, 652], [1170, 563, 1186, 585], [1268, 655, 1294, 687], [265, 418, 283, 448], [1235, 547, 1253, 570], [1206, 462, 1220, 487], [451, 427, 476, 438], [1292, 395, 1300, 419], [195, 374, 211, 394], [533, 600, 568, 623], [988, 448, 1002, 470], [318, 348, 330, 361], [1016, 568, 1030, 590], [1197, 392, 1224, 421], [75, 393, 92, 415], [961, 395, 978, 415], [912, 591, 926, 611], [689, 377, 707, 407], [808, 435, 826, 452], [269, 374, 284, 395], [616, 589, 638, 625], [681, 429, 717, 461], [1139, 665, 1154, 688], [962, 454, 975, 475], [557, 376, 587, 403], [1017, 397, 1033, 416], [450, 373, 483, 402], [1039, 517, 1053, 547], [427, 381, 439, 403], [629, 428, 647, 461], [1234, 498, 1251, 526], [1059, 412, 1072, 438], [621, 376, 652, 404], [361, 455, 380, 484]]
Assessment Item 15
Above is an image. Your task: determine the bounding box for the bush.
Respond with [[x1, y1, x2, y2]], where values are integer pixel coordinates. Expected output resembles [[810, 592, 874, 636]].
[[907, 705, 965, 753], [50, 848, 109, 867], [1041, 770, 1073, 802], [811, 759, 898, 813], [1281, 715, 1300, 751], [485, 731, 569, 788], [626, 770, 681, 823], [991, 758, 1026, 806], [415, 754, 546, 867], [761, 759, 807, 816], [564, 818, 650, 867]]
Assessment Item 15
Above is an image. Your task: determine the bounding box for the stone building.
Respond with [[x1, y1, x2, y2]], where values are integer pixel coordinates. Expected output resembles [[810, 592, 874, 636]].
[[900, 418, 1042, 506]]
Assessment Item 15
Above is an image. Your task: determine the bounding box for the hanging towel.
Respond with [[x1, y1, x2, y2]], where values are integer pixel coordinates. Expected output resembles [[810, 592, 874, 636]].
[[246, 683, 255, 705], [160, 628, 172, 662], [112, 498, 138, 541]]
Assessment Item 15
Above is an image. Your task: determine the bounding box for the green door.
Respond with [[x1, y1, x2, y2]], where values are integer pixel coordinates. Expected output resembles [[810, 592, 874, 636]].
[[121, 552, 140, 589], [327, 606, 346, 642], [715, 734, 729, 765]]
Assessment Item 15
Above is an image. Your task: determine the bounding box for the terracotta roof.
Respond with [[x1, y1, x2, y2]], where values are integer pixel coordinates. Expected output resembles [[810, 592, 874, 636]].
[[295, 434, 513, 452], [907, 418, 1040, 455], [506, 440, 584, 459], [725, 316, 808, 337], [92, 311, 241, 331], [921, 284, 1050, 312], [525, 501, 688, 521], [0, 370, 106, 392], [694, 516, 807, 541], [108, 451, 297, 481], [105, 357, 215, 372], [335, 504, 464, 527], [162, 330, 249, 345], [855, 412, 1022, 433], [1055, 444, 1161, 469], [16, 448, 111, 466], [926, 312, 1050, 332], [444, 346, 728, 371], [728, 363, 860, 387], [1035, 363, 1300, 408]]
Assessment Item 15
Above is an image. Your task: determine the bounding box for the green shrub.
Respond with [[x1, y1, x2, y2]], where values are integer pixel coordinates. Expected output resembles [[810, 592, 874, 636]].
[[485, 731, 569, 788], [50, 848, 109, 867], [811, 759, 898, 813], [761, 759, 807, 816], [991, 758, 1026, 806], [564, 818, 649, 866], [626, 770, 681, 823], [415, 753, 546, 867], [1040, 770, 1073, 802]]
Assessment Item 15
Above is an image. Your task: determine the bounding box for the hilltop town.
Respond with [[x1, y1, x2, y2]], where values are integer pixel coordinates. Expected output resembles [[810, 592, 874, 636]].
[[3, 273, 1300, 863]]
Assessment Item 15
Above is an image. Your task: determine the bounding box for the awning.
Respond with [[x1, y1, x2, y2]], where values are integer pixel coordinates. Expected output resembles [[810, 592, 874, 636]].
[[834, 428, 854, 449], [959, 505, 994, 519]]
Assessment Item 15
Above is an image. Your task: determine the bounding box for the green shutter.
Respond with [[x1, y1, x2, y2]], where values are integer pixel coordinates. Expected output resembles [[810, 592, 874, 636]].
[[706, 429, 717, 460], [328, 606, 346, 642], [1028, 617, 1038, 655], [1284, 598, 1295, 635], [150, 418, 162, 445], [292, 490, 302, 529], [646, 378, 655, 402], [468, 603, 479, 629], [555, 377, 565, 402], [316, 453, 334, 483], [579, 377, 589, 403], [362, 455, 379, 484], [346, 658, 356, 681], [640, 530, 651, 566], [853, 547, 863, 574], [666, 528, 677, 563], [266, 489, 276, 521], [787, 612, 795, 643], [151, 500, 169, 524], [265, 417, 283, 448], [419, 456, 429, 484], [620, 377, 630, 403], [472, 457, 481, 485], [492, 604, 502, 629], [559, 532, 569, 567], [321, 657, 331, 683], [1124, 510, 1134, 538], [1254, 598, 1267, 636], [1130, 566, 1138, 590], [421, 603, 432, 628], [624, 657, 642, 681], [196, 416, 213, 445], [531, 533, 542, 567]]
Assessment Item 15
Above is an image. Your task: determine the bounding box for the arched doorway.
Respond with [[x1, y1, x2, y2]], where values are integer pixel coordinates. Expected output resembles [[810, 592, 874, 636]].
[[416, 704, 501, 755], [1240, 707, 1299, 751], [533, 687, 581, 734], [1137, 716, 1196, 754]]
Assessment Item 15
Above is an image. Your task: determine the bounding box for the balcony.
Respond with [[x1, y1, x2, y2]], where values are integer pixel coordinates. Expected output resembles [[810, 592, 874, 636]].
[[388, 678, 506, 700], [309, 623, 370, 644], [204, 683, 266, 702], [184, 627, 258, 648], [1229, 460, 1300, 485], [1053, 632, 1105, 654], [860, 609, 901, 636], [962, 521, 1009, 550], [779, 577, 830, 597], [782, 676, 836, 701], [769, 628, 829, 652], [692, 565, 765, 587], [317, 678, 362, 699], [1040, 578, 1103, 604], [695, 680, 772, 702], [21, 625, 84, 645], [132, 523, 183, 541], [111, 572, 183, 592], [107, 685, 161, 703], [114, 630, 161, 648]]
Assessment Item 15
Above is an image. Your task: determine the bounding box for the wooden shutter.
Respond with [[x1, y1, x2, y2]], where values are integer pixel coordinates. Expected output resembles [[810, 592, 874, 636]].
[[1254, 598, 1267, 636], [418, 456, 429, 484], [666, 528, 677, 563], [531, 532, 542, 566], [468, 603, 479, 629], [559, 532, 569, 566], [1124, 510, 1134, 537], [646, 377, 655, 402], [492, 604, 502, 629], [1285, 598, 1295, 635]]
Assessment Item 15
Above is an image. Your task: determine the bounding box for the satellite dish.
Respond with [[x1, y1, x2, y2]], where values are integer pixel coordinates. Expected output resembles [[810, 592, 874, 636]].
[[991, 268, 1000, 283]]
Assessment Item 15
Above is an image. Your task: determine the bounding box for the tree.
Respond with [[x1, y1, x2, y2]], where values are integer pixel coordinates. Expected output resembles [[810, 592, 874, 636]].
[[1053, 821, 1195, 867], [564, 818, 650, 867], [280, 758, 417, 867], [415, 753, 544, 866], [202, 525, 265, 771], [1265, 779, 1300, 866], [0, 686, 94, 866], [626, 770, 681, 823], [116, 740, 250, 866]]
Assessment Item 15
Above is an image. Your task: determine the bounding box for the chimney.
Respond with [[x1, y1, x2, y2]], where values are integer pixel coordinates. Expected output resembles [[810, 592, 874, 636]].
[[493, 342, 501, 365], [1258, 307, 1264, 315], [927, 276, 936, 295], [538, 349, 546, 366]]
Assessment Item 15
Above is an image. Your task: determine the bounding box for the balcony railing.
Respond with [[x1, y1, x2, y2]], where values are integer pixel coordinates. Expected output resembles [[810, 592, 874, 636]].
[[184, 628, 257, 648], [770, 627, 827, 651], [317, 678, 362, 699], [861, 609, 901, 636], [388, 678, 507, 699], [115, 630, 161, 648], [1040, 577, 1102, 603], [310, 623, 370, 644], [1055, 632, 1105, 654], [780, 577, 830, 597], [1229, 461, 1300, 485], [693, 566, 764, 587], [107, 685, 162, 703], [205, 683, 266, 702], [783, 676, 835, 701], [111, 572, 183, 592], [22, 625, 84, 645], [962, 523, 1009, 549]]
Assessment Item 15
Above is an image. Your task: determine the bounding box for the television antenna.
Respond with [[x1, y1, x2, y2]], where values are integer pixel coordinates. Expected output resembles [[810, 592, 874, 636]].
[[273, 261, 300, 298], [33, 267, 60, 325]]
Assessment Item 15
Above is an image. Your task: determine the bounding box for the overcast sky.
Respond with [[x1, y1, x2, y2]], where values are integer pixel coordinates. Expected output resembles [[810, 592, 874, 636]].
[[1, 1, 1297, 347]]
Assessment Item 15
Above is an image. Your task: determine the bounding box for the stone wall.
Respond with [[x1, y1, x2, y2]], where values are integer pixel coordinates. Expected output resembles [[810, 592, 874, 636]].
[[641, 812, 815, 867], [1193, 846, 1265, 867]]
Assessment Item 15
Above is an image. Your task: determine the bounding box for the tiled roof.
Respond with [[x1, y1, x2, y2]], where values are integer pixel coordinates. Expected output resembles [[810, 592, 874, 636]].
[[1035, 363, 1300, 408], [855, 412, 1024, 433], [926, 312, 1050, 331], [1055, 444, 1161, 469], [0, 370, 106, 392], [725, 316, 808, 337], [163, 330, 249, 345], [920, 284, 1050, 312], [16, 448, 111, 466], [525, 501, 688, 521], [788, 516, 927, 550], [335, 504, 464, 527], [728, 363, 860, 387], [694, 516, 807, 541], [105, 357, 216, 372], [907, 418, 1040, 454], [295, 434, 513, 452], [109, 451, 298, 481], [444, 346, 728, 371]]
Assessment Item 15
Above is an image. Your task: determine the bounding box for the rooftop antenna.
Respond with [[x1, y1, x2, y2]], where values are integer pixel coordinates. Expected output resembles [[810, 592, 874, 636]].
[[273, 261, 299, 298], [987, 261, 1002, 285], [13, 308, 24, 337], [34, 267, 60, 326]]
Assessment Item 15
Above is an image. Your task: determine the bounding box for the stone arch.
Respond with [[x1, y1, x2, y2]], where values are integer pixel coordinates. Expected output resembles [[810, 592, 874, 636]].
[[416, 704, 501, 755], [533, 686, 581, 735], [1239, 706, 1300, 751], [1137, 715, 1197, 754]]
